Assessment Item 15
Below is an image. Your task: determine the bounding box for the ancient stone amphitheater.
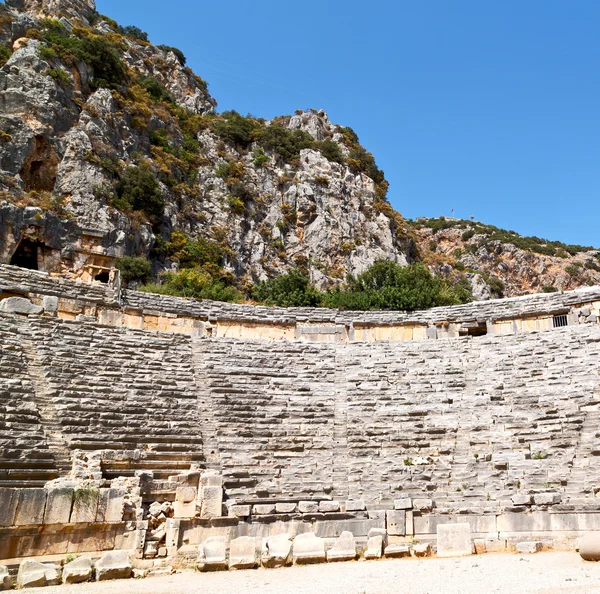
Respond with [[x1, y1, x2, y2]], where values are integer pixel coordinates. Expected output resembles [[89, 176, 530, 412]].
[[2, 263, 600, 584]]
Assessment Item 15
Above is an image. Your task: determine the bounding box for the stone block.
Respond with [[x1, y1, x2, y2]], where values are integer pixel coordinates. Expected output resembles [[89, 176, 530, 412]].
[[580, 532, 600, 561], [254, 503, 276, 515], [516, 541, 542, 554], [276, 503, 297, 514], [95, 551, 132, 581], [413, 543, 431, 557], [292, 532, 326, 564], [0, 489, 18, 527], [63, 556, 93, 584], [42, 295, 59, 315], [345, 500, 366, 512], [299, 501, 319, 513], [532, 493, 561, 506], [104, 489, 125, 522], [437, 523, 472, 558], [174, 487, 197, 518], [394, 498, 413, 510], [0, 297, 43, 315], [364, 534, 383, 559], [165, 519, 181, 556], [0, 566, 10, 591], [262, 533, 292, 568], [319, 501, 340, 513], [384, 544, 410, 558], [199, 485, 222, 519], [511, 494, 532, 506], [230, 505, 251, 517], [229, 536, 258, 570], [386, 510, 406, 536], [70, 489, 100, 524], [17, 560, 60, 588], [327, 531, 356, 562], [44, 488, 73, 525], [14, 489, 46, 526], [200, 470, 223, 488], [197, 536, 228, 571], [413, 498, 433, 512]]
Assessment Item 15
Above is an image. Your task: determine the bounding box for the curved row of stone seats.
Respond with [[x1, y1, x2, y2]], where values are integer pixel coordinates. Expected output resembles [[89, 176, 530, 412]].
[[12, 316, 206, 478], [0, 315, 57, 488]]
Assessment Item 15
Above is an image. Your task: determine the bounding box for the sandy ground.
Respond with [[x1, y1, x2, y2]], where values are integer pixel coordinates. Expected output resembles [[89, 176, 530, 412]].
[[23, 552, 600, 594]]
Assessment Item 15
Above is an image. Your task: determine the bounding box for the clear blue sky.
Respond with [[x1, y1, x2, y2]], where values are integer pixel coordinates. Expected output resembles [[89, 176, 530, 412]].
[[97, 0, 600, 247]]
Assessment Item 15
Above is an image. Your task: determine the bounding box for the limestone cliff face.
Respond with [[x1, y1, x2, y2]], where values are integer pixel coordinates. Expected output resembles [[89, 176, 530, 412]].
[[0, 0, 413, 287]]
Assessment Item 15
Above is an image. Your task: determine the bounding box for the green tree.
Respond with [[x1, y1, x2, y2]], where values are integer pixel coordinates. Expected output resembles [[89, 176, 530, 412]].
[[116, 257, 152, 284], [253, 269, 322, 307]]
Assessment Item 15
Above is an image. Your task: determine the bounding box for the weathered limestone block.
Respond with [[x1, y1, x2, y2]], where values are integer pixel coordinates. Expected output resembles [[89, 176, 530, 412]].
[[345, 500, 366, 512], [17, 560, 60, 589], [533, 493, 561, 506], [70, 489, 100, 523], [0, 566, 10, 591], [364, 534, 383, 559], [197, 536, 228, 571], [327, 531, 356, 562], [319, 501, 340, 513], [384, 544, 410, 558], [516, 541, 542, 554], [95, 551, 132, 581], [299, 501, 319, 513], [43, 488, 73, 524], [262, 533, 293, 568], [14, 489, 46, 526], [42, 295, 59, 315], [413, 498, 433, 512], [511, 494, 532, 506], [165, 519, 181, 556], [229, 536, 258, 570], [437, 523, 473, 558], [394, 498, 413, 510], [100, 489, 125, 523], [580, 533, 600, 561], [292, 533, 326, 564], [0, 489, 19, 527], [229, 504, 251, 518], [0, 297, 43, 315], [386, 510, 406, 536], [254, 503, 276, 515], [174, 487, 197, 519], [198, 471, 223, 519], [63, 556, 92, 584], [276, 503, 297, 514], [413, 543, 431, 557]]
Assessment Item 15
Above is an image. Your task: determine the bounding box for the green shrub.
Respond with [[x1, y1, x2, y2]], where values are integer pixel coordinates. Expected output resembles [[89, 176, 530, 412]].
[[252, 147, 270, 167], [565, 265, 580, 277], [462, 229, 475, 241], [139, 76, 173, 102], [212, 110, 260, 149], [486, 275, 505, 298], [0, 44, 11, 67], [315, 139, 344, 164], [542, 285, 558, 293], [46, 67, 70, 86], [39, 20, 128, 89], [256, 124, 314, 162], [116, 256, 152, 284], [113, 164, 164, 221], [157, 44, 186, 66], [253, 269, 322, 307], [118, 25, 148, 42], [141, 268, 241, 302]]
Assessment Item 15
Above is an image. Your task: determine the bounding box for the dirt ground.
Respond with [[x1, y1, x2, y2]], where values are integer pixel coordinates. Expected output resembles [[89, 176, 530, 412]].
[[24, 552, 600, 594]]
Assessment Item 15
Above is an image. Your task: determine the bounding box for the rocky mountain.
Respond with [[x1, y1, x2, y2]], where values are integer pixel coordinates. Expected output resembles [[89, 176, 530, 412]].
[[0, 0, 596, 301]]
